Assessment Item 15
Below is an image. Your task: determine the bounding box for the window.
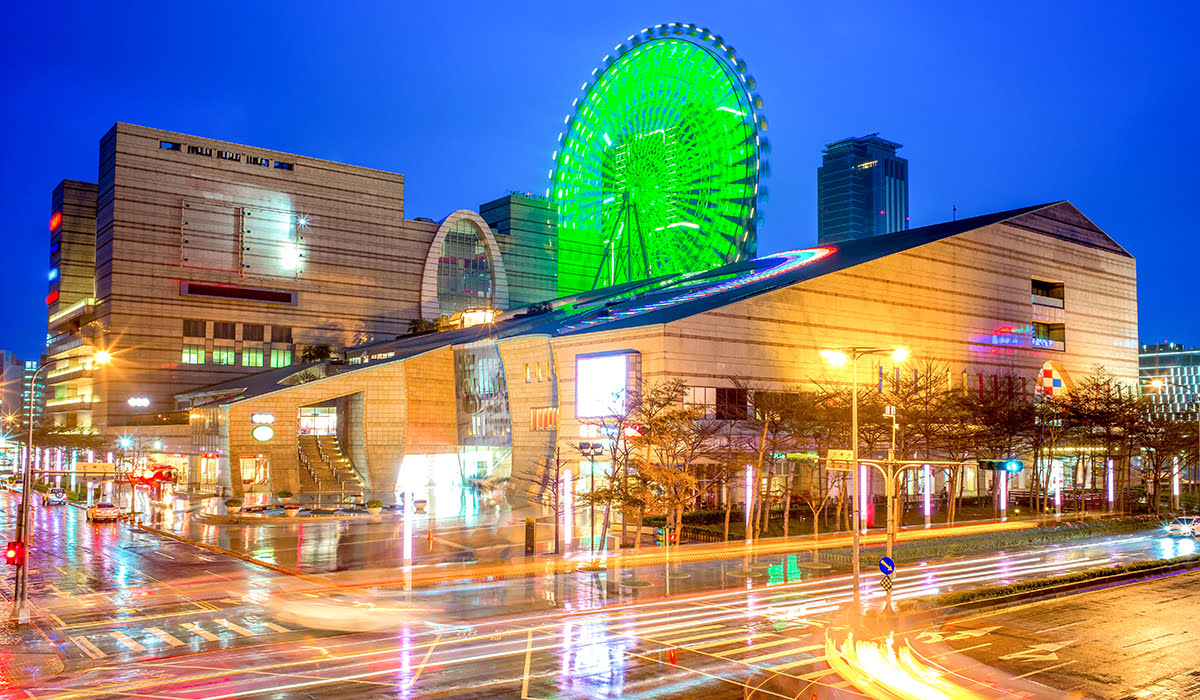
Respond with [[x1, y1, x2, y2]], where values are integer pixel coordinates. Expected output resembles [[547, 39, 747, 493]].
[[186, 145, 212, 157], [273, 161, 294, 171], [1031, 279, 1065, 308], [243, 324, 264, 342], [436, 218, 492, 315], [271, 326, 292, 344], [213, 322, 236, 340], [243, 348, 264, 367], [212, 346, 235, 365], [1033, 322, 1066, 351], [181, 281, 297, 305], [270, 348, 292, 368], [160, 141, 181, 151], [530, 407, 559, 431], [524, 363, 532, 382], [715, 387, 749, 420], [182, 344, 205, 364], [183, 319, 206, 337]]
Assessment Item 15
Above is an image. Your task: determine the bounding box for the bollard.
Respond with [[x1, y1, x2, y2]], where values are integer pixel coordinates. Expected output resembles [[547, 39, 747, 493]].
[[668, 647, 677, 665]]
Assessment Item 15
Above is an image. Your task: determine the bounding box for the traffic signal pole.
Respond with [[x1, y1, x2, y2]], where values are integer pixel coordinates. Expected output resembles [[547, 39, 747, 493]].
[[9, 360, 50, 625]]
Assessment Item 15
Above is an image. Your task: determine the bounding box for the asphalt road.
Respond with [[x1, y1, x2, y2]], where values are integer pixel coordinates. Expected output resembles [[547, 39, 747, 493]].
[[3, 487, 1195, 699], [931, 564, 1200, 699]]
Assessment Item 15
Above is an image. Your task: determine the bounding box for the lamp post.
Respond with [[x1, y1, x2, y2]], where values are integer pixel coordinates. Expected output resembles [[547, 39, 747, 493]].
[[9, 350, 110, 625], [821, 346, 908, 615], [1149, 379, 1199, 512]]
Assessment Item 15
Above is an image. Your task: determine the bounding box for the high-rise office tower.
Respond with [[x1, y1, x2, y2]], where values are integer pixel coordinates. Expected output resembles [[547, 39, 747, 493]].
[[817, 133, 908, 245]]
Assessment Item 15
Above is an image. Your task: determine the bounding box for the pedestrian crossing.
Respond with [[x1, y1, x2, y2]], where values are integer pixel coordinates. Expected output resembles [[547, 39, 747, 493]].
[[67, 615, 296, 659]]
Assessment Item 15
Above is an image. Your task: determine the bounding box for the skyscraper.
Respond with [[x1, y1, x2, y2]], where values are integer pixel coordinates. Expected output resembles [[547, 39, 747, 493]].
[[817, 133, 908, 245]]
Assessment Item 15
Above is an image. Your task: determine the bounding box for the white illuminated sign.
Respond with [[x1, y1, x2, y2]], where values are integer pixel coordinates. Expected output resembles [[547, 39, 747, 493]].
[[250, 413, 275, 424], [127, 397, 151, 408], [251, 425, 275, 442], [576, 354, 628, 418]]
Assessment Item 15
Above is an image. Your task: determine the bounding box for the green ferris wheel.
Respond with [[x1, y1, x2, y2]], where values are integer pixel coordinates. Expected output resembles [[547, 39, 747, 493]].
[[550, 23, 767, 295]]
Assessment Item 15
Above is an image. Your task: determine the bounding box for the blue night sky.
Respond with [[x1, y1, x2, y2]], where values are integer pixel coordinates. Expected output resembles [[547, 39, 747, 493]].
[[1, 1, 1196, 361]]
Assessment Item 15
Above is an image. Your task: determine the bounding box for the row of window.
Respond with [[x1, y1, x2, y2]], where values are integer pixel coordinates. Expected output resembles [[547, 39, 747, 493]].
[[524, 361, 552, 382], [182, 344, 291, 368], [161, 141, 294, 171], [183, 319, 291, 343]]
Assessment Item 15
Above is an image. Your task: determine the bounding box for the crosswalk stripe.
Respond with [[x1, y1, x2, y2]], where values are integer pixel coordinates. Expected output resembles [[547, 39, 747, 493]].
[[214, 618, 256, 637], [716, 638, 795, 658], [147, 627, 185, 647], [183, 622, 221, 641], [663, 628, 746, 645], [109, 631, 147, 652], [767, 656, 826, 672], [643, 624, 724, 640], [743, 647, 816, 665], [263, 621, 292, 633], [623, 619, 729, 637], [688, 633, 771, 651], [798, 668, 836, 681], [70, 636, 106, 659]]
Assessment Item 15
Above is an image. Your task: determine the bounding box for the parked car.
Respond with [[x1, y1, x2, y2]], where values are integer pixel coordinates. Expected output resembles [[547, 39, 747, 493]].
[[1165, 517, 1200, 537], [44, 487, 68, 506], [86, 503, 121, 522]]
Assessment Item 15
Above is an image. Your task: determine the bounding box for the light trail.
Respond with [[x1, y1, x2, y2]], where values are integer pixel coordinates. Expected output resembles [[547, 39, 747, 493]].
[[825, 632, 995, 700]]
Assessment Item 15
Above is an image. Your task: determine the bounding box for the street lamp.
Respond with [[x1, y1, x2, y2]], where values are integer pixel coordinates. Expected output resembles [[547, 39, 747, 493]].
[[9, 348, 112, 624], [822, 345, 908, 615], [1149, 378, 1199, 512]]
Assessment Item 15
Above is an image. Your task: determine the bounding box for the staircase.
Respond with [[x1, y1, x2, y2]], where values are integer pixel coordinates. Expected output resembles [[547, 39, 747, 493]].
[[296, 434, 364, 493]]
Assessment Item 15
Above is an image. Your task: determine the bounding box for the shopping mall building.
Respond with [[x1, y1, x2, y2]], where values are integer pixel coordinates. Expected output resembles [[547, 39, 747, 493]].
[[176, 201, 1139, 510]]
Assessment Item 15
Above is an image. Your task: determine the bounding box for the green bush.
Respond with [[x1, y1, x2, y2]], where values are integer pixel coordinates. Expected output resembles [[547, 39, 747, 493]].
[[224, 498, 243, 508], [275, 490, 293, 499], [366, 499, 383, 508]]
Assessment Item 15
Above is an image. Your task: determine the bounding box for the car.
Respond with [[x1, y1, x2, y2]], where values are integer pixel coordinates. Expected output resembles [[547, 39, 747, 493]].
[[86, 503, 121, 522], [44, 487, 68, 505], [1165, 516, 1199, 537]]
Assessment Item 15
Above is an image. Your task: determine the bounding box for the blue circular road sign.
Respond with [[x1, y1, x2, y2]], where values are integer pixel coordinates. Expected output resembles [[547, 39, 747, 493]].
[[879, 557, 895, 575]]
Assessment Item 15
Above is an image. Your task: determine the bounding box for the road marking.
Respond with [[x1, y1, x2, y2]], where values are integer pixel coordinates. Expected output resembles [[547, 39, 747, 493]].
[[405, 630, 442, 689], [157, 551, 175, 560], [215, 618, 256, 637], [999, 640, 1074, 662], [1013, 659, 1078, 679], [742, 645, 816, 665], [688, 632, 771, 651], [627, 619, 731, 637], [665, 629, 750, 645], [715, 637, 795, 657], [263, 621, 292, 633], [1038, 620, 1083, 634], [70, 635, 106, 659], [147, 627, 185, 647], [109, 631, 147, 652], [183, 622, 221, 641], [644, 623, 724, 639], [928, 642, 991, 659], [766, 655, 825, 672]]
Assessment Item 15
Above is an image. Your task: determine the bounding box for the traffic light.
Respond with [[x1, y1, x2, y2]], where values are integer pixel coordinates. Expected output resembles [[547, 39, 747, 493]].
[[5, 541, 25, 566], [977, 459, 1024, 473]]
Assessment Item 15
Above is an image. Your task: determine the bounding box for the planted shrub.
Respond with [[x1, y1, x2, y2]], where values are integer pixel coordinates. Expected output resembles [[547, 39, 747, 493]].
[[224, 498, 243, 508], [275, 490, 293, 500], [366, 499, 383, 508]]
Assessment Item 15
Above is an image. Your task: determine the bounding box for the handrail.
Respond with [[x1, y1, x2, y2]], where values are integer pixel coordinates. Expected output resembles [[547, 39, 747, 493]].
[[297, 440, 321, 489]]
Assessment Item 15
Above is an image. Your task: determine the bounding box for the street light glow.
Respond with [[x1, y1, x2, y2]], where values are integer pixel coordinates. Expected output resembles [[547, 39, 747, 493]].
[[93, 350, 112, 364], [892, 347, 909, 363], [820, 349, 848, 366]]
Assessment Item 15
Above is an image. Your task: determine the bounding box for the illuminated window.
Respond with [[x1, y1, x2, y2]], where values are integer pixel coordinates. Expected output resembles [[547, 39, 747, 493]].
[[182, 344, 205, 364], [243, 348, 264, 367], [437, 219, 492, 315], [270, 349, 292, 368], [524, 363, 532, 382], [530, 407, 559, 431], [212, 346, 235, 365]]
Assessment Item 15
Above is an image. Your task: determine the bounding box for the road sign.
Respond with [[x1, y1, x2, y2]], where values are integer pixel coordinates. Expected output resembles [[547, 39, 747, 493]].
[[826, 449, 854, 471], [879, 556, 895, 575], [879, 574, 892, 591]]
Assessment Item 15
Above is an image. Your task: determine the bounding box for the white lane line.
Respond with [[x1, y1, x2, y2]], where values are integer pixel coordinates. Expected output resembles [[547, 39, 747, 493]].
[[1013, 659, 1077, 680], [147, 627, 185, 647], [622, 618, 735, 637], [663, 628, 747, 645], [928, 642, 990, 659], [1038, 620, 1083, 634], [214, 618, 256, 637], [109, 631, 147, 652], [70, 636, 106, 659], [263, 621, 292, 633], [183, 622, 221, 641]]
